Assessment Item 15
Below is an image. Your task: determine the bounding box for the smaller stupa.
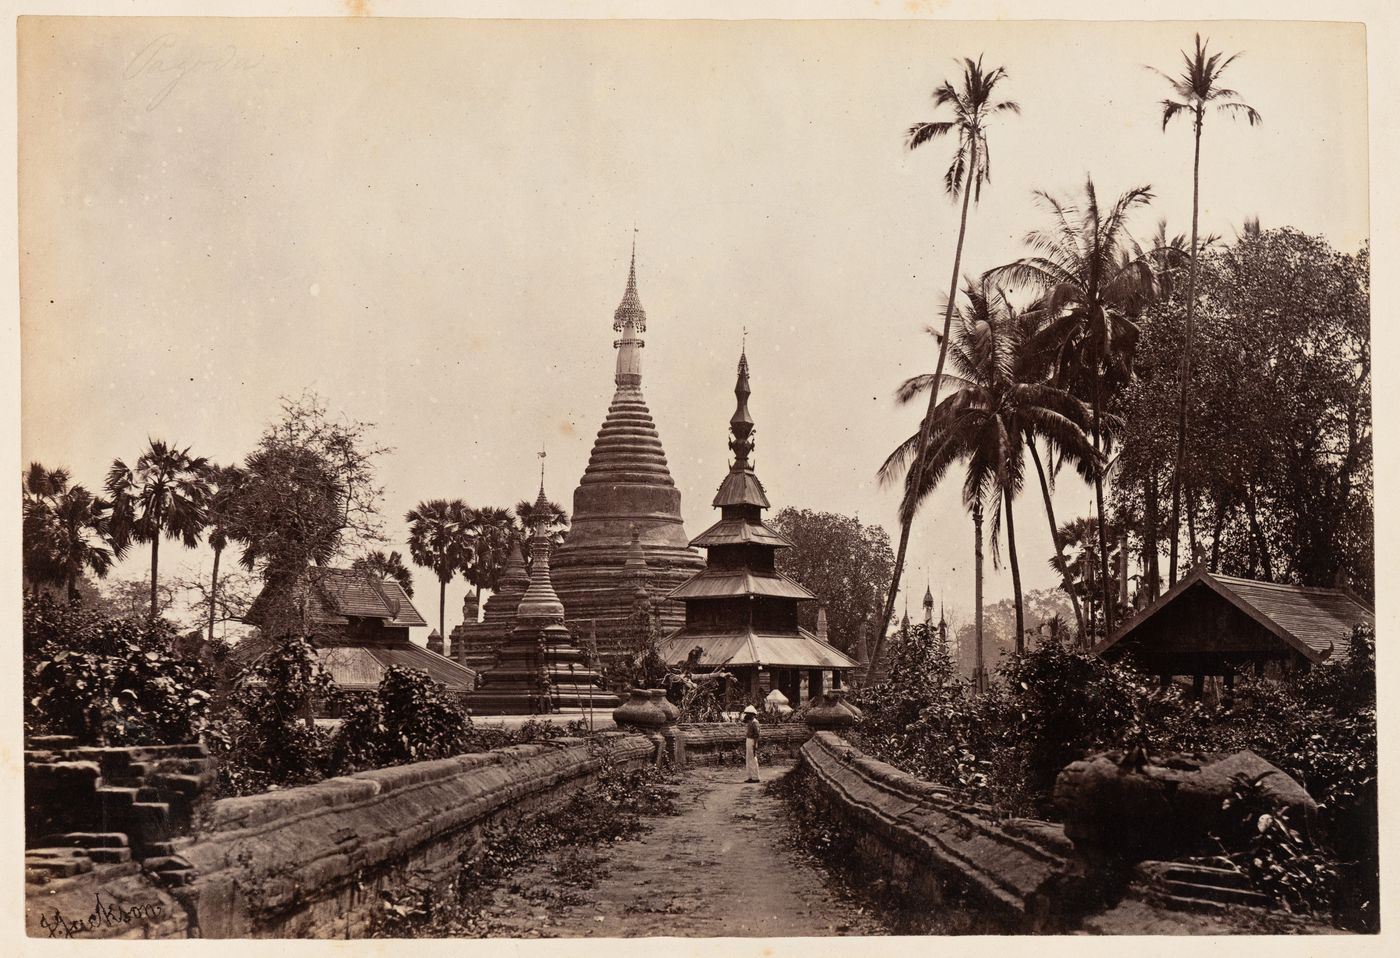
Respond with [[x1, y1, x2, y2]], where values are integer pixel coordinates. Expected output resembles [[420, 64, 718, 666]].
[[450, 539, 530, 672], [468, 482, 621, 716]]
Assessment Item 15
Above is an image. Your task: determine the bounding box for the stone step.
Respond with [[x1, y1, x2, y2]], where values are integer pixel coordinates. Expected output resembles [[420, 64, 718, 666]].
[[88, 847, 133, 865], [25, 849, 95, 880], [95, 787, 141, 810], [37, 832, 130, 849]]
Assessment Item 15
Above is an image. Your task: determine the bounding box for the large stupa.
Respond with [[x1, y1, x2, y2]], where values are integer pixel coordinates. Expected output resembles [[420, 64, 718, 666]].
[[550, 245, 705, 661]]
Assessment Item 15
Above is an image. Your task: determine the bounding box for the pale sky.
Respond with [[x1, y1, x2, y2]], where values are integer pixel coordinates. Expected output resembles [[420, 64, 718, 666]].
[[17, 16, 1369, 639]]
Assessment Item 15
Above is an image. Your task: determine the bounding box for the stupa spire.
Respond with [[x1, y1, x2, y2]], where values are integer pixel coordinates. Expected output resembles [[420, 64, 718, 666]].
[[516, 475, 565, 621]]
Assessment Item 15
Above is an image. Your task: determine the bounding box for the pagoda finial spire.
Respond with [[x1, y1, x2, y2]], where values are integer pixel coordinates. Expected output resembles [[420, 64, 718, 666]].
[[712, 345, 769, 512], [613, 238, 647, 387]]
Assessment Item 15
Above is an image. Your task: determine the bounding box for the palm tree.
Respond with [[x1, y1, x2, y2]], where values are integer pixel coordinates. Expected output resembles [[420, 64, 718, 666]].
[[405, 499, 473, 642], [106, 439, 211, 621], [989, 177, 1155, 634], [879, 280, 1096, 654], [512, 495, 569, 559], [22, 462, 71, 594], [202, 463, 247, 642], [22, 464, 121, 601], [464, 506, 514, 621], [1152, 33, 1260, 587], [879, 55, 1020, 663], [352, 549, 415, 598]]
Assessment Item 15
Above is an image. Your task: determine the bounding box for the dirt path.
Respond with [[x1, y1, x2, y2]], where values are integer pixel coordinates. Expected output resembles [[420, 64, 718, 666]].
[[477, 762, 888, 938]]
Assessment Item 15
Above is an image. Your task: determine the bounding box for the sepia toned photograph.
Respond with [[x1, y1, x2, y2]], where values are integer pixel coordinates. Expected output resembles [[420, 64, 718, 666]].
[[15, 8, 1379, 943]]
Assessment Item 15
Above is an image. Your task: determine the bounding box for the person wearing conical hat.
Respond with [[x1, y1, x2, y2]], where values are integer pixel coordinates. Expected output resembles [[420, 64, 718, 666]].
[[742, 704, 761, 783]]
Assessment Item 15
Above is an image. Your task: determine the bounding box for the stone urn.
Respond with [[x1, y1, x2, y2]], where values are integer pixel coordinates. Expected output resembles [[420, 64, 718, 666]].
[[655, 688, 680, 725], [612, 688, 671, 729], [805, 689, 861, 730]]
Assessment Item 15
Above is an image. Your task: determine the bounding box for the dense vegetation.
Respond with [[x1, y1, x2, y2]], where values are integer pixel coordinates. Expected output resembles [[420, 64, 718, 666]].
[[851, 622, 1377, 929]]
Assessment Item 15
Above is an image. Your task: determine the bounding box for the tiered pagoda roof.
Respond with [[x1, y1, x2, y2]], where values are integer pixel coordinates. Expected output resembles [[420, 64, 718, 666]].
[[657, 350, 857, 673]]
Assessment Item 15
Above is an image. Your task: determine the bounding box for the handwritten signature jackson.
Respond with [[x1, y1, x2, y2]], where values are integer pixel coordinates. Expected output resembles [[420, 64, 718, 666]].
[[37, 893, 165, 938]]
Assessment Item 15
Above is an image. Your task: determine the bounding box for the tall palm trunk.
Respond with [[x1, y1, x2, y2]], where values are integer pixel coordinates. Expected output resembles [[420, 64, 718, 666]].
[[876, 137, 979, 675], [438, 577, 448, 645], [1145, 472, 1162, 600], [1090, 386, 1114, 633], [1004, 487, 1025, 653], [973, 501, 985, 692], [1169, 108, 1204, 587], [208, 545, 222, 643], [149, 535, 161, 622], [1028, 437, 1086, 641]]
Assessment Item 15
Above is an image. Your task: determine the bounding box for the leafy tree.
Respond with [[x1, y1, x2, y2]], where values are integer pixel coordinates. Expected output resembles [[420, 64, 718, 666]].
[[231, 394, 388, 641], [233, 444, 344, 640], [24, 593, 213, 745], [882, 55, 1020, 660], [258, 391, 389, 548], [990, 177, 1156, 632], [1153, 33, 1261, 586], [1113, 229, 1371, 598], [881, 280, 1095, 652], [106, 439, 211, 622], [769, 507, 894, 653], [353, 549, 415, 598], [406, 498, 473, 641]]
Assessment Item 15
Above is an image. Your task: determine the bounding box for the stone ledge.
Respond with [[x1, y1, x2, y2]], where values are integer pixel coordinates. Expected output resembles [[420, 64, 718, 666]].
[[798, 732, 1072, 931]]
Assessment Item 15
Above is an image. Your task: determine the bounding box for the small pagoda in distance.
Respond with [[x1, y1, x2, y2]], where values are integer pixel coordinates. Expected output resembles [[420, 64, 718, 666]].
[[468, 482, 621, 716], [657, 349, 857, 706], [450, 539, 529, 672]]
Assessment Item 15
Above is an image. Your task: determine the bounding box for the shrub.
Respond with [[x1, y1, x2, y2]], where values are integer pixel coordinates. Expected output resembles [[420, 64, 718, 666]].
[[206, 635, 336, 795], [329, 666, 471, 774], [23, 593, 213, 745]]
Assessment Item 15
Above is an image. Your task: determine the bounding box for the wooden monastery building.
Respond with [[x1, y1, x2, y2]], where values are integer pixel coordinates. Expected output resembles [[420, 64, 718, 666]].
[[1095, 567, 1374, 695], [241, 566, 479, 714]]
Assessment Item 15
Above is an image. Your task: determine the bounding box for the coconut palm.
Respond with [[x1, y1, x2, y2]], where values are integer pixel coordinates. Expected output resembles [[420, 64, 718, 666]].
[[989, 177, 1156, 634], [1152, 33, 1261, 587], [202, 463, 247, 642], [879, 280, 1096, 654], [352, 549, 415, 598], [405, 499, 473, 642], [106, 440, 211, 621], [879, 55, 1020, 664], [464, 506, 514, 620]]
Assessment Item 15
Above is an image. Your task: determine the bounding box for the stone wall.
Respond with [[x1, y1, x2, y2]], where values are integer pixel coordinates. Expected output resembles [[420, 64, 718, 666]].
[[26, 722, 812, 939], [798, 731, 1077, 932]]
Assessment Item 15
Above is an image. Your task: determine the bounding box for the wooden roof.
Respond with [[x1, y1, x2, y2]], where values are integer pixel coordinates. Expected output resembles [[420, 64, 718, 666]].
[[1098, 568, 1373, 664], [245, 567, 428, 629], [656, 625, 858, 670]]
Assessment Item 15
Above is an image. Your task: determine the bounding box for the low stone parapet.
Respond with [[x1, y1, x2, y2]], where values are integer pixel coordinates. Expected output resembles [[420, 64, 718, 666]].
[[798, 731, 1075, 932]]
